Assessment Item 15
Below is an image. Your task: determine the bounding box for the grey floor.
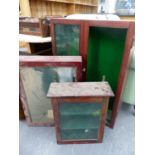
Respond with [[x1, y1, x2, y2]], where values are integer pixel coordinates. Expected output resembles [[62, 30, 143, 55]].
[[19, 103, 135, 155]]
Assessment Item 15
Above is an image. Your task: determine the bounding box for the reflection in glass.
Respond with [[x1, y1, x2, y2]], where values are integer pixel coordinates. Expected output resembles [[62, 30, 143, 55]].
[[59, 103, 103, 140], [55, 24, 80, 56], [20, 67, 76, 124]]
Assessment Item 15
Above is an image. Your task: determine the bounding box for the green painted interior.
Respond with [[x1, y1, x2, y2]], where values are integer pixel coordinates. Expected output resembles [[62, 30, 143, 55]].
[[59, 102, 102, 140], [87, 27, 127, 121]]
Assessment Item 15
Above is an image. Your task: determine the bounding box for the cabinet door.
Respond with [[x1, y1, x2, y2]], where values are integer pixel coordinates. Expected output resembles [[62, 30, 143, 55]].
[[58, 102, 104, 141], [51, 19, 83, 56]]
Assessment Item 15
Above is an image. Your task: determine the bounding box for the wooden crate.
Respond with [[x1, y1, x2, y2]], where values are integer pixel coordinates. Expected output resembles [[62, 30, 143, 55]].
[[19, 17, 50, 37]]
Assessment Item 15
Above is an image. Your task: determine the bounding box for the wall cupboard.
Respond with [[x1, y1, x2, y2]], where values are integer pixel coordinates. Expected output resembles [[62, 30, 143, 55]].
[[47, 82, 114, 144], [51, 19, 135, 128]]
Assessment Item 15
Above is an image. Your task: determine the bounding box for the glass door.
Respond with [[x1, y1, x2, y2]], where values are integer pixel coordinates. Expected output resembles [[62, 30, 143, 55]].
[[51, 19, 83, 56], [59, 102, 103, 141]]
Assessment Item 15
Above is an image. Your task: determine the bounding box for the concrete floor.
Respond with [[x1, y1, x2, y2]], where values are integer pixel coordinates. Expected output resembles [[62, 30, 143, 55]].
[[19, 103, 135, 155]]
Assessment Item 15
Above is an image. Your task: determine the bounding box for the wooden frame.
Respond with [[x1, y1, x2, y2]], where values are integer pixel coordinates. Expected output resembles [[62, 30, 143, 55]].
[[47, 82, 114, 144], [51, 19, 135, 128], [19, 56, 82, 126]]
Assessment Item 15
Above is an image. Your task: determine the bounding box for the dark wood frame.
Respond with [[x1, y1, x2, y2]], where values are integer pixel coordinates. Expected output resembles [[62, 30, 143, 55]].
[[19, 56, 82, 126], [50, 19, 135, 128], [52, 97, 109, 144]]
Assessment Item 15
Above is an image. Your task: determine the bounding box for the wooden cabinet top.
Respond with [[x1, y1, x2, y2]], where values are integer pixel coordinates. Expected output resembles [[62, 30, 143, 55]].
[[47, 82, 114, 97]]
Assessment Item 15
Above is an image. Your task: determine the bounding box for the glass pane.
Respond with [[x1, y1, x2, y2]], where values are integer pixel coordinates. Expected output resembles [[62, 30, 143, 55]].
[[20, 67, 76, 124], [59, 102, 103, 140], [55, 24, 80, 55]]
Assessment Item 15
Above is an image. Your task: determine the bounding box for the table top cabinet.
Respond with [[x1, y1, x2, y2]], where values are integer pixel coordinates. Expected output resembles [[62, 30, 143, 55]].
[[47, 82, 114, 144], [50, 19, 135, 128]]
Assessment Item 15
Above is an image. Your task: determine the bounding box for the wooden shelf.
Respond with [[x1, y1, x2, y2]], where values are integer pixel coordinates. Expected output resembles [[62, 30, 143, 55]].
[[43, 0, 74, 4], [43, 0, 97, 6], [120, 16, 135, 21], [19, 0, 98, 17], [61, 128, 98, 140], [60, 115, 100, 130], [19, 34, 52, 43], [75, 3, 97, 7]]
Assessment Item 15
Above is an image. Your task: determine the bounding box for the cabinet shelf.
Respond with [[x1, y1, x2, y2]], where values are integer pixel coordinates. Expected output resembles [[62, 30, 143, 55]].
[[60, 102, 102, 116], [61, 128, 98, 140], [60, 115, 101, 130]]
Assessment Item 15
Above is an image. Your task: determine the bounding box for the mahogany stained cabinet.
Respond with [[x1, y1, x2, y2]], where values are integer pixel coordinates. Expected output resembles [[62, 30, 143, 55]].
[[47, 82, 114, 144], [51, 19, 135, 128], [19, 56, 82, 126]]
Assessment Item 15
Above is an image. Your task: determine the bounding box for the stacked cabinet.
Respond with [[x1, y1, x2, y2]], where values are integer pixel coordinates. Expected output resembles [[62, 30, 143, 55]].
[[51, 19, 135, 128]]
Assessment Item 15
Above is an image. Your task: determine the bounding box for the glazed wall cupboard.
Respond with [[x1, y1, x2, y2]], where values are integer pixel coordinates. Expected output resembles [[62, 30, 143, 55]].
[[51, 19, 135, 128], [47, 82, 114, 144]]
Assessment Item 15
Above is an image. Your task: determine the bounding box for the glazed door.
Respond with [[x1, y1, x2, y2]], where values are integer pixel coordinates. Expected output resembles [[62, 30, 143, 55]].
[[51, 19, 83, 56], [59, 102, 103, 141]]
